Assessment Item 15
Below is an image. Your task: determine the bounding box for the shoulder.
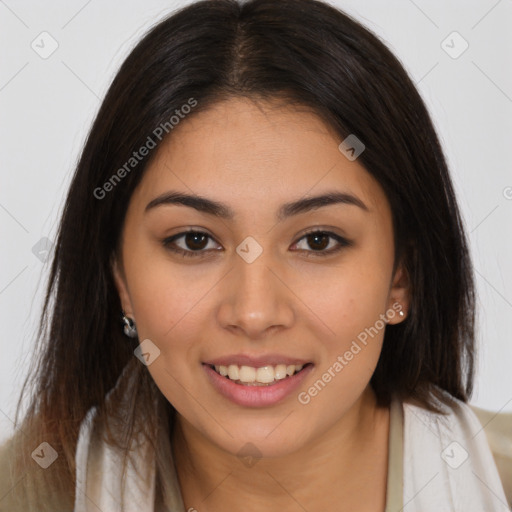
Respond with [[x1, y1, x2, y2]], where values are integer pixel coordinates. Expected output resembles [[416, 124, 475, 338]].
[[0, 432, 26, 512], [0, 431, 74, 512], [469, 404, 512, 507], [0, 431, 26, 511], [400, 393, 511, 510]]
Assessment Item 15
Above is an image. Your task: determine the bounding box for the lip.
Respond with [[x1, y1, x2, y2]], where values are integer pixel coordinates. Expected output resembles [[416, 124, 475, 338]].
[[203, 353, 312, 367], [203, 362, 314, 408]]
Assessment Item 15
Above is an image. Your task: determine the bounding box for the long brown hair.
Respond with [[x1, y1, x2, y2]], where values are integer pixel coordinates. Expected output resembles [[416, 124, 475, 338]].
[[9, 0, 475, 506]]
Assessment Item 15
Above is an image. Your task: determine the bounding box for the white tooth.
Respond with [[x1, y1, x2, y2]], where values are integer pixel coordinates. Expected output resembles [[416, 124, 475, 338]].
[[228, 365, 239, 380], [238, 365, 256, 383], [221, 363, 307, 382], [274, 364, 288, 380], [256, 366, 275, 383]]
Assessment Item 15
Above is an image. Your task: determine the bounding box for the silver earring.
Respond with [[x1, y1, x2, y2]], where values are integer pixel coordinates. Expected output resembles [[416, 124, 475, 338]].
[[122, 311, 138, 338], [399, 310, 405, 317]]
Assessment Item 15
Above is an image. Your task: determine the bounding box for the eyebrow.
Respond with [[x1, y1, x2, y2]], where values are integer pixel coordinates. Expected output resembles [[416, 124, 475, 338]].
[[145, 190, 369, 221]]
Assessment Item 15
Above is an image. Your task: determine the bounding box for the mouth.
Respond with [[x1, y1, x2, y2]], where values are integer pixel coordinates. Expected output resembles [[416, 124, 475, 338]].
[[202, 361, 315, 407], [204, 362, 314, 386]]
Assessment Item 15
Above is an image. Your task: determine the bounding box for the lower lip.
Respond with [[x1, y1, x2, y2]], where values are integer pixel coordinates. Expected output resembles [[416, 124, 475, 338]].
[[202, 363, 314, 407]]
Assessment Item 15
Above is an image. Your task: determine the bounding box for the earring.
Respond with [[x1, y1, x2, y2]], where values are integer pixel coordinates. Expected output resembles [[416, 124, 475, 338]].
[[122, 311, 138, 338], [399, 310, 405, 317]]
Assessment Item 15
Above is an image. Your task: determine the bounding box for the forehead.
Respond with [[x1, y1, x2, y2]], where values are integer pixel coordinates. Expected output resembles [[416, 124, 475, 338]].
[[131, 97, 389, 220]]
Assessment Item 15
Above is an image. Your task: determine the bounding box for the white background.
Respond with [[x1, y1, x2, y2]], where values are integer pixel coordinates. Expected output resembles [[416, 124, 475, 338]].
[[1, 0, 511, 443]]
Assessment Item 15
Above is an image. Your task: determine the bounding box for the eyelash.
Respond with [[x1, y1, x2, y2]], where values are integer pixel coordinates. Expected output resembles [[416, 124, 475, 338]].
[[161, 229, 352, 259]]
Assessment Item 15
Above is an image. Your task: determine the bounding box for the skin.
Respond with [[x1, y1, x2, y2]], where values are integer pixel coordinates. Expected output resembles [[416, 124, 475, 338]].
[[113, 97, 410, 511]]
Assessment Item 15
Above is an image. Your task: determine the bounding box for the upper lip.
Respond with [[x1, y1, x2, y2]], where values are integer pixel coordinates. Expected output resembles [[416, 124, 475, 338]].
[[203, 354, 312, 368]]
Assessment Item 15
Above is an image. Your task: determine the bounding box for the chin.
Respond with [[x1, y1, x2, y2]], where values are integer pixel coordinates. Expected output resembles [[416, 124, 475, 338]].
[[211, 421, 312, 460]]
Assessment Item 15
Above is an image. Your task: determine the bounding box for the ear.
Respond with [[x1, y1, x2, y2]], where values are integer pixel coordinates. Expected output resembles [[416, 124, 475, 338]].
[[111, 255, 134, 318], [386, 261, 410, 325]]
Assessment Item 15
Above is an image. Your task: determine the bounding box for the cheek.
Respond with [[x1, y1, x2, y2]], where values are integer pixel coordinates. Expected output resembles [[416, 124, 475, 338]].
[[296, 252, 392, 409], [123, 240, 217, 342], [296, 265, 391, 415], [123, 248, 215, 413], [301, 253, 392, 342]]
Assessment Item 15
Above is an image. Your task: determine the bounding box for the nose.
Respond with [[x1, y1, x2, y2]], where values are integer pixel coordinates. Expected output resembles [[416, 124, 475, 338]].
[[216, 250, 295, 340]]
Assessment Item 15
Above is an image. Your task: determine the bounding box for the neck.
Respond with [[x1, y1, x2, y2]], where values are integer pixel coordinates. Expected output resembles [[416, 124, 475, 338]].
[[171, 385, 390, 512]]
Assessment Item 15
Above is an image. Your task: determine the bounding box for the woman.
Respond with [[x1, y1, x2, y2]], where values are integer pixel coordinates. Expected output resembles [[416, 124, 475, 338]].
[[0, 0, 509, 510]]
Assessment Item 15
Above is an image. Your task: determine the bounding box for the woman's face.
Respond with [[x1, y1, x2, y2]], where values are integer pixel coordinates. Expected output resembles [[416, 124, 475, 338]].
[[113, 97, 409, 457]]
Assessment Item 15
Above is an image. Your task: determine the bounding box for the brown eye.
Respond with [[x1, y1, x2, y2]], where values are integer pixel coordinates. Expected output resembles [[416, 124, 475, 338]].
[[183, 232, 209, 250], [292, 230, 352, 257], [305, 232, 330, 251], [162, 230, 221, 258]]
